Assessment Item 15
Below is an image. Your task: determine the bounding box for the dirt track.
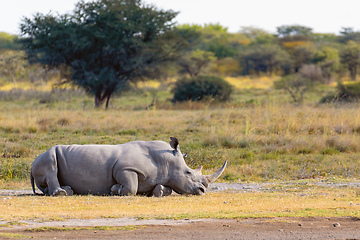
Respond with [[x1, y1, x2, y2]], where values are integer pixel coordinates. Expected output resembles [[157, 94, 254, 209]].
[[1, 217, 360, 239]]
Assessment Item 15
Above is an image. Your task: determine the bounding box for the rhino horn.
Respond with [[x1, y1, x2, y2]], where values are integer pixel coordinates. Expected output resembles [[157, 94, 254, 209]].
[[205, 161, 227, 183], [194, 165, 203, 175]]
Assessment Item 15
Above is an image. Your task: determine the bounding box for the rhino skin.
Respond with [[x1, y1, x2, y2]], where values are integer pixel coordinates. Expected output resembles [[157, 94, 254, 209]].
[[30, 137, 227, 196]]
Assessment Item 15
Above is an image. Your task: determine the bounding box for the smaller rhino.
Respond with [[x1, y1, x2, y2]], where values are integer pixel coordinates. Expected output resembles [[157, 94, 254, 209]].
[[31, 137, 227, 196]]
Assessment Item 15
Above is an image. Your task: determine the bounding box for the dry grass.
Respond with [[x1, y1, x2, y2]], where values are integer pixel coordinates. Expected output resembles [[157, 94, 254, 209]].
[[1, 102, 360, 181], [0, 185, 359, 221], [225, 76, 278, 89]]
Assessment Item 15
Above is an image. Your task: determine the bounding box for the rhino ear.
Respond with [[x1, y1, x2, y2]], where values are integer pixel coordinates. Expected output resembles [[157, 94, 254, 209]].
[[194, 165, 203, 175], [170, 137, 179, 151]]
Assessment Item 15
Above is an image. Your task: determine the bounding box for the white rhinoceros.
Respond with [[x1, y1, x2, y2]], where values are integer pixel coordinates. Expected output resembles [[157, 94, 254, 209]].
[[31, 137, 227, 196]]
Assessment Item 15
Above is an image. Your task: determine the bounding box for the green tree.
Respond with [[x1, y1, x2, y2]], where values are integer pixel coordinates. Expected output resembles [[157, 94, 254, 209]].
[[275, 64, 326, 103], [338, 27, 360, 43], [274, 75, 312, 103], [277, 25, 313, 41], [340, 41, 360, 80], [239, 26, 276, 44], [240, 44, 291, 75], [20, 0, 187, 108], [177, 49, 216, 77], [313, 46, 340, 81], [178, 24, 242, 58], [290, 45, 316, 71]]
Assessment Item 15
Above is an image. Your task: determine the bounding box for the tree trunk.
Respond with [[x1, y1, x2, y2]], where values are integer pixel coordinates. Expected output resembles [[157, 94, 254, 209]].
[[95, 95, 106, 108], [285, 87, 298, 103], [94, 85, 116, 109], [105, 94, 111, 109], [350, 65, 357, 80]]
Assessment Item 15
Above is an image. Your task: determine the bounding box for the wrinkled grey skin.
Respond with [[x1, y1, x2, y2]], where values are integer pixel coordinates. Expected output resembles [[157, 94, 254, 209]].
[[31, 137, 227, 197]]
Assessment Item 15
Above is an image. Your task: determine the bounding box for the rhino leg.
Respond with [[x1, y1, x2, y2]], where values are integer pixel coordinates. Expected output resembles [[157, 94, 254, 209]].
[[110, 184, 123, 196], [61, 186, 74, 196], [113, 170, 138, 196], [53, 188, 67, 196], [152, 185, 172, 197], [46, 173, 67, 196], [34, 176, 66, 196], [32, 150, 67, 196]]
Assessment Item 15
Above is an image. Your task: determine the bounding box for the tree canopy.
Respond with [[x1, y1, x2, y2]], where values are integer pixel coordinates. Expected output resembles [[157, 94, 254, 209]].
[[20, 0, 188, 108], [340, 41, 360, 80]]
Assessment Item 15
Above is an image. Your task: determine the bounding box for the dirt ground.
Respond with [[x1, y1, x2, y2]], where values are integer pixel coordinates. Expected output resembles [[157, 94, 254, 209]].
[[1, 217, 360, 240]]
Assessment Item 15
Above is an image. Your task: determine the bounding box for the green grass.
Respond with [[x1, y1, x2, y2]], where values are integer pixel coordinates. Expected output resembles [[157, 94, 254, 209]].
[[0, 221, 27, 228], [0, 233, 32, 239]]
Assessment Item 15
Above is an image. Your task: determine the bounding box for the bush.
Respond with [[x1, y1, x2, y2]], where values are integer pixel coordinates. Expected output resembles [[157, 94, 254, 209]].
[[274, 75, 312, 103], [320, 81, 360, 103], [171, 75, 233, 102]]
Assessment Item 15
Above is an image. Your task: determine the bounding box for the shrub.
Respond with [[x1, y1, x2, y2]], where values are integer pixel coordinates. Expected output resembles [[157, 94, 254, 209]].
[[171, 75, 233, 102], [337, 81, 360, 99], [273, 75, 312, 103], [320, 81, 360, 103]]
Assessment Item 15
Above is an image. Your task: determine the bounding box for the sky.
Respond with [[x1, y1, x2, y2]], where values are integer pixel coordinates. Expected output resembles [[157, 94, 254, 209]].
[[1, 0, 359, 35]]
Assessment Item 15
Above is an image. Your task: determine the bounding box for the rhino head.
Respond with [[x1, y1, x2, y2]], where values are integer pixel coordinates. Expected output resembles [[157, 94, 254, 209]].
[[165, 137, 227, 195]]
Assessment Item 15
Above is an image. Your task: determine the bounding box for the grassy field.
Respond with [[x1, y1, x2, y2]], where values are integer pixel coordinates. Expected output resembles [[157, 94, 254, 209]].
[[0, 76, 360, 221], [1, 85, 359, 183]]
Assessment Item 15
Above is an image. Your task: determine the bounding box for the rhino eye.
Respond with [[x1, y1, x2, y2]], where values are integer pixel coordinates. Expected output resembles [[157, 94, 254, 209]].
[[185, 170, 192, 175]]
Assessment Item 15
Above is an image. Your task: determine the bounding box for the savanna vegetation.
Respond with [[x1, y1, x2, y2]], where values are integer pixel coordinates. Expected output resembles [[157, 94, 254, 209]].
[[1, 82, 360, 185], [0, 0, 360, 221]]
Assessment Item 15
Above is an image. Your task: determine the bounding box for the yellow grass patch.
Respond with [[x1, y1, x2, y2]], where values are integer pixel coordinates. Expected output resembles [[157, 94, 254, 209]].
[[0, 82, 50, 91], [225, 76, 278, 89], [135, 80, 161, 89], [134, 78, 177, 90], [0, 188, 359, 221], [0, 80, 74, 91]]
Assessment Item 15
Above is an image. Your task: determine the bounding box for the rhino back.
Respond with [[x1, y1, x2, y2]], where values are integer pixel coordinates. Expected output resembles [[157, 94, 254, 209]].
[[55, 145, 122, 195]]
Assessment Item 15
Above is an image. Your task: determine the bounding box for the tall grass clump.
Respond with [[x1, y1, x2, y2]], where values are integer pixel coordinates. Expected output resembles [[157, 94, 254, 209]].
[[0, 159, 31, 180]]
